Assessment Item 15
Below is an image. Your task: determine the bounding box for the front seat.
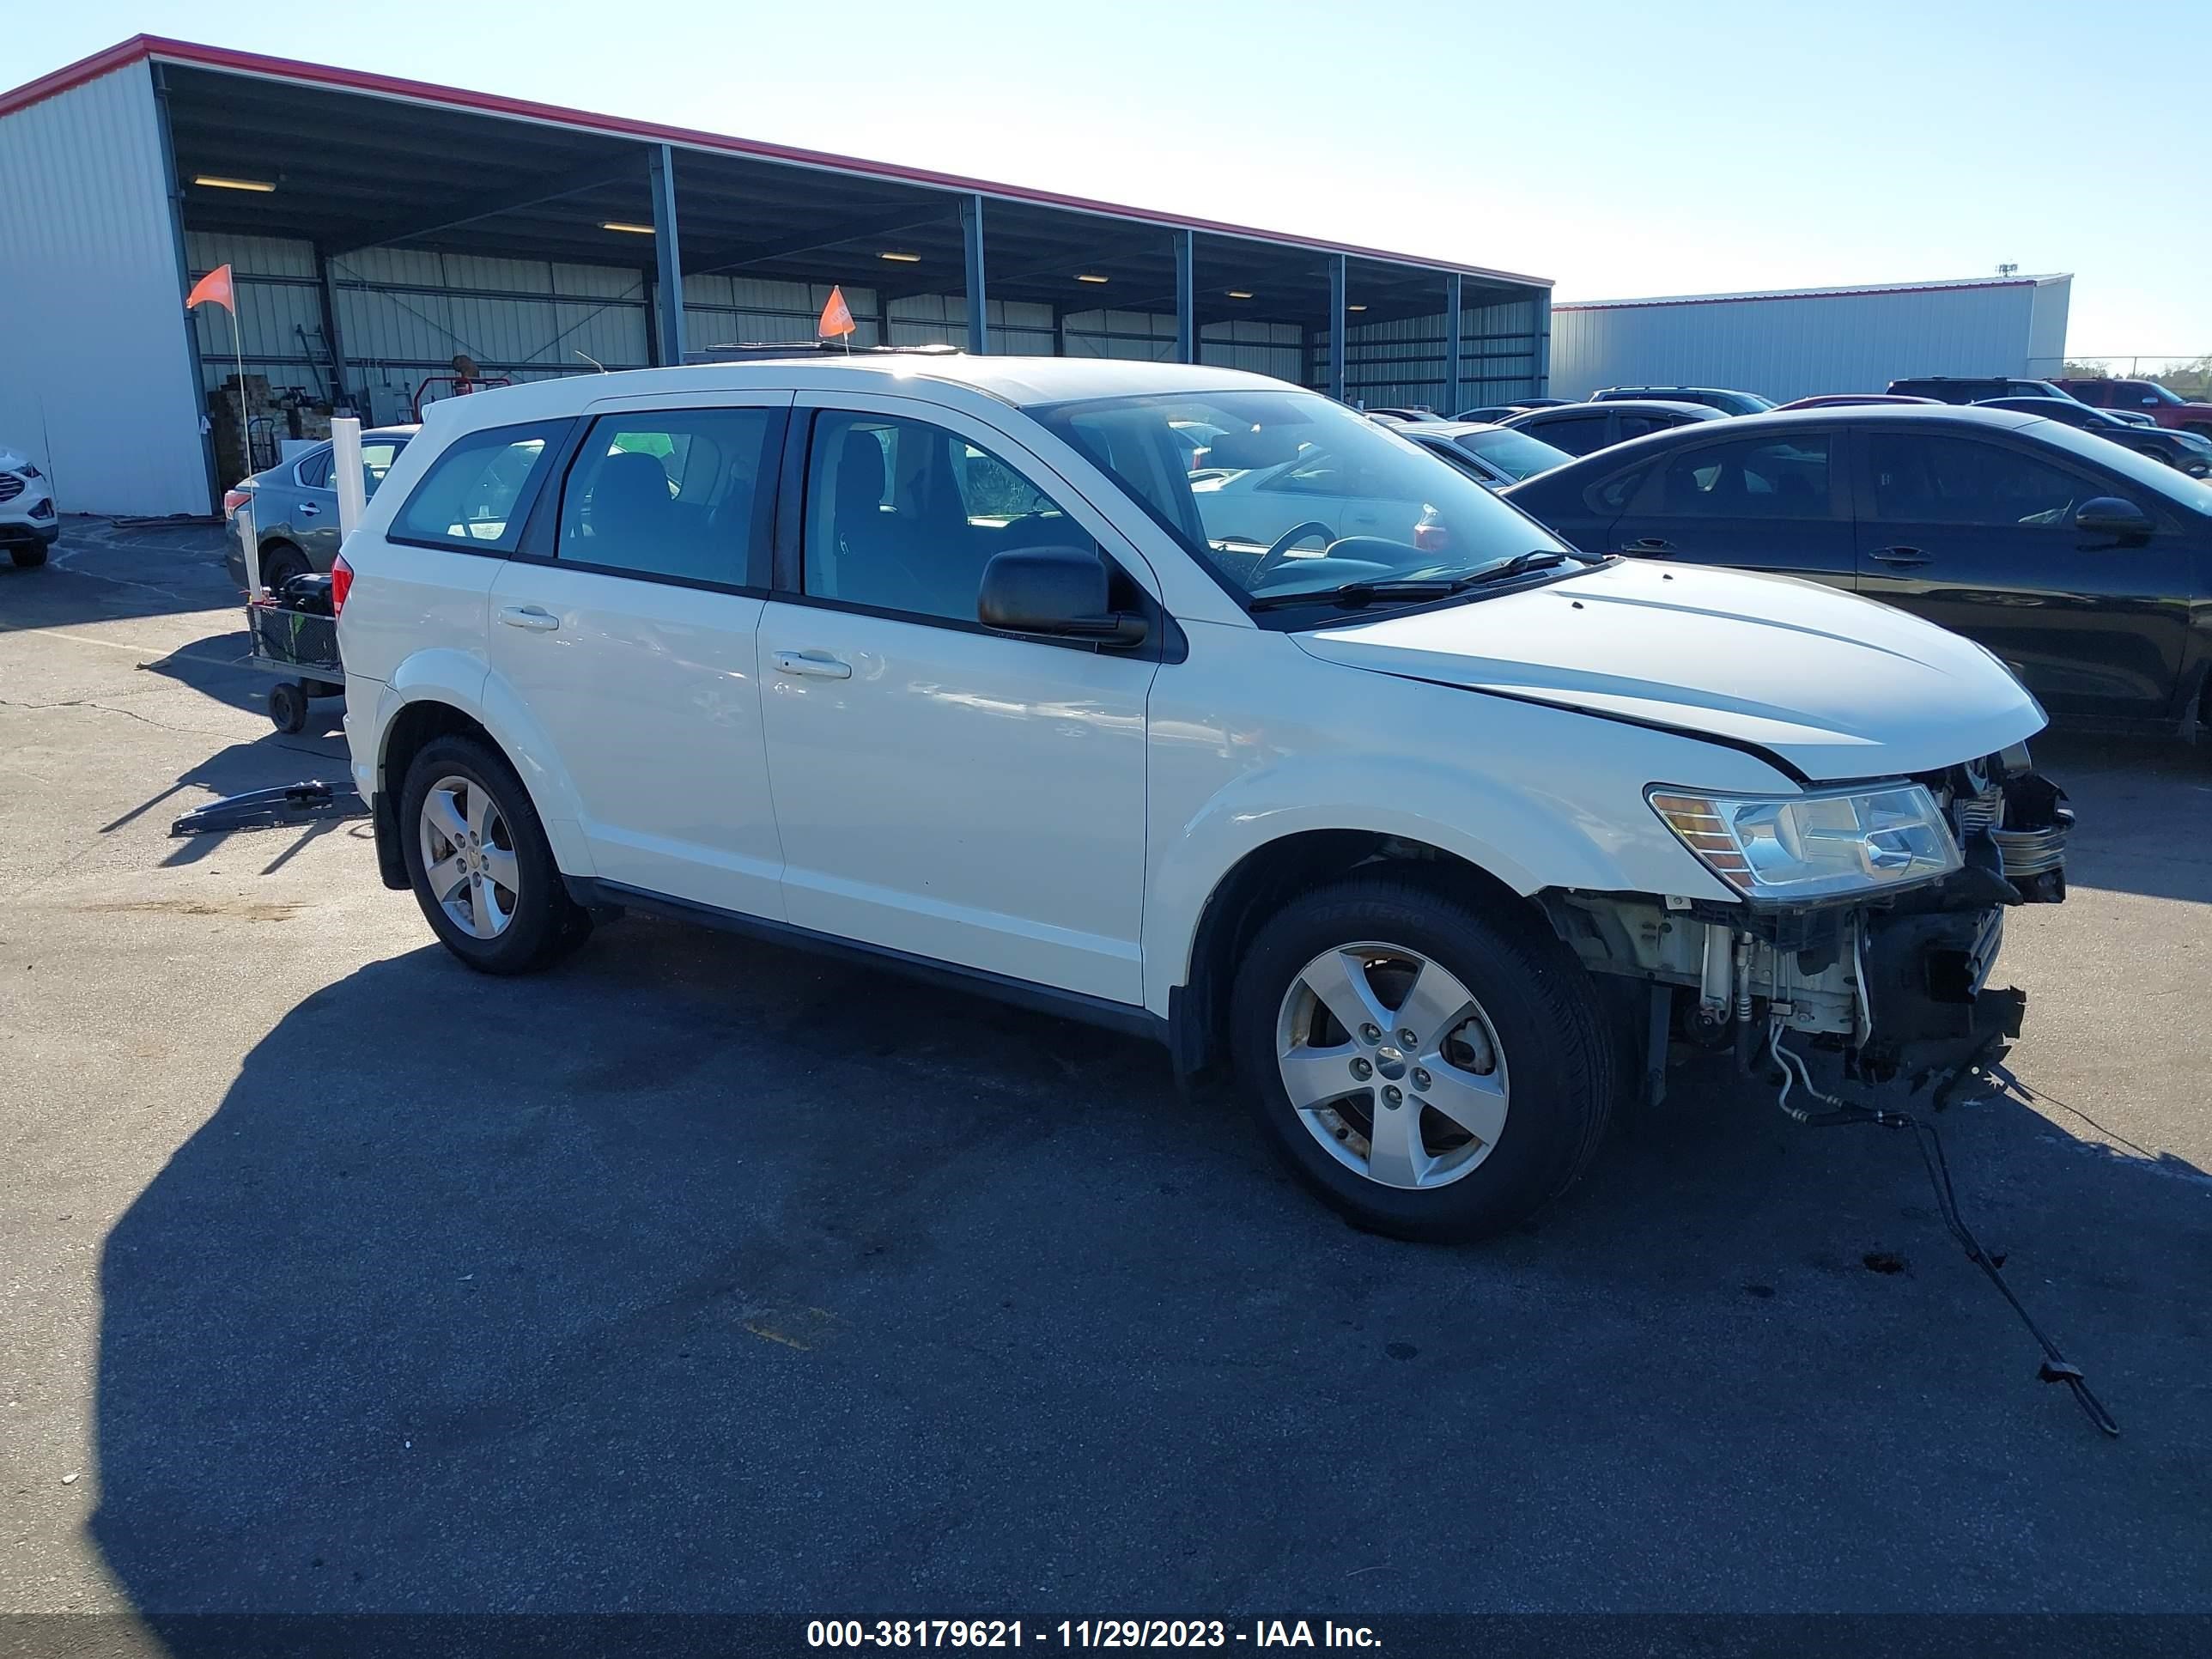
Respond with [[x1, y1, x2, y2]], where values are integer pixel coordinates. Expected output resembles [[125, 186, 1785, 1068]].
[[588, 450, 674, 556], [830, 428, 930, 611]]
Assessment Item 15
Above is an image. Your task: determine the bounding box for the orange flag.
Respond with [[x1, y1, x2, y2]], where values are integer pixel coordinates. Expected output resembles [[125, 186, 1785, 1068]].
[[817, 285, 856, 339], [185, 264, 235, 313]]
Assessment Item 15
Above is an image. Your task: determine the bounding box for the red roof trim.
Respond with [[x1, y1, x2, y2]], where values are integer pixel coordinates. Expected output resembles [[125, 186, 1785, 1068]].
[[1555, 278, 2049, 313], [2, 35, 1552, 289]]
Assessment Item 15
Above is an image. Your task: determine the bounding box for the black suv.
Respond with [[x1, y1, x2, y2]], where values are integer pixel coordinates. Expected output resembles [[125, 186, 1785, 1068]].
[[1887, 376, 2075, 404]]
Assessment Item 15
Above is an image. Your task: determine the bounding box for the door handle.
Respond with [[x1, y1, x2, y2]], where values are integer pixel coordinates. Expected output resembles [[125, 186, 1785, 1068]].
[[1625, 537, 1674, 555], [773, 649, 853, 680], [1869, 545, 1931, 568], [498, 605, 560, 632], [297, 501, 321, 517]]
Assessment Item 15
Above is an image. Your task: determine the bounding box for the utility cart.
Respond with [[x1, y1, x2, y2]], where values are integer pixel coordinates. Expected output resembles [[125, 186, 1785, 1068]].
[[235, 498, 344, 733]]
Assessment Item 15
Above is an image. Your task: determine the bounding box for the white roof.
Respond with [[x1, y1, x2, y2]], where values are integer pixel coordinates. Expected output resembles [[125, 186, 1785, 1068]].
[[1556, 273, 2072, 312]]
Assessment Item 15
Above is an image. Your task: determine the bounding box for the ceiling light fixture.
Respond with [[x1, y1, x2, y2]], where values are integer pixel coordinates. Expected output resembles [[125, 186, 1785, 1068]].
[[1225, 289, 1253, 300], [878, 250, 922, 263], [599, 221, 656, 234], [1347, 304, 1369, 313], [193, 175, 276, 193], [1076, 273, 1109, 284]]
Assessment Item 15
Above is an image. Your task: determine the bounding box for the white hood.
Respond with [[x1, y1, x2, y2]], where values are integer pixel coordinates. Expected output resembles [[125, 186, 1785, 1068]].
[[1294, 558, 2045, 781], [0, 447, 29, 474]]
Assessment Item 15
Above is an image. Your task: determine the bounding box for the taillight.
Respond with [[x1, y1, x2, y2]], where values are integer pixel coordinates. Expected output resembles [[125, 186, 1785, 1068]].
[[222, 488, 251, 515], [331, 553, 354, 618]]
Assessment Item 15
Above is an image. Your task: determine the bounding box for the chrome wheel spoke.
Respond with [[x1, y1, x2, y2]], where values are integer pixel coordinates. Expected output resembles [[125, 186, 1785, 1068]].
[[1364, 1090, 1431, 1189], [481, 844, 520, 895], [1419, 1064, 1508, 1147], [1280, 1042, 1363, 1113], [1297, 949, 1395, 1042], [465, 782, 498, 841], [425, 788, 468, 848], [426, 852, 470, 902], [1395, 959, 1475, 1051]]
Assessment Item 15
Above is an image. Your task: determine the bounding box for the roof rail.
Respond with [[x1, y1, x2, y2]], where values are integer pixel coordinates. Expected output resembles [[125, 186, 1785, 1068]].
[[683, 341, 967, 364]]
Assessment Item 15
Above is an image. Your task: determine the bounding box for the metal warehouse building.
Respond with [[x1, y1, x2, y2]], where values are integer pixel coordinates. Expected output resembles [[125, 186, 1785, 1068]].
[[0, 36, 1553, 517], [1549, 274, 2072, 404]]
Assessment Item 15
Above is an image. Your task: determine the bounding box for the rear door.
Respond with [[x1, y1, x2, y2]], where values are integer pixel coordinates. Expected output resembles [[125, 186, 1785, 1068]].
[[1602, 426, 1856, 586], [484, 392, 793, 916], [1850, 427, 2194, 720]]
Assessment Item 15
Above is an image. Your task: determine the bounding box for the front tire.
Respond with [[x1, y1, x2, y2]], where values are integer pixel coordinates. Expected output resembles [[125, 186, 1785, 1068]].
[[1231, 872, 1613, 1243], [399, 735, 591, 974], [9, 544, 47, 568]]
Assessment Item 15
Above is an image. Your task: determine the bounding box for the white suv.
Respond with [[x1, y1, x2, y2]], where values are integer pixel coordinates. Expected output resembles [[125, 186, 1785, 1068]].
[[336, 354, 2068, 1241], [0, 444, 58, 567]]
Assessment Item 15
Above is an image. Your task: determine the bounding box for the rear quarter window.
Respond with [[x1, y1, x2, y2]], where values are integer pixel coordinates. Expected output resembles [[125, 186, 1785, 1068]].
[[391, 421, 571, 553]]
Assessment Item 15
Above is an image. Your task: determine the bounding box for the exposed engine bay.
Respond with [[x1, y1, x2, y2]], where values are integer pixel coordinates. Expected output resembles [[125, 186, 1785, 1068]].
[[1545, 745, 2072, 1103]]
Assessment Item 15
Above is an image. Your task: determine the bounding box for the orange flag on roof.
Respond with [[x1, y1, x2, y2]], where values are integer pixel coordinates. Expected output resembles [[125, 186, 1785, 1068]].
[[817, 285, 856, 339], [185, 264, 235, 313]]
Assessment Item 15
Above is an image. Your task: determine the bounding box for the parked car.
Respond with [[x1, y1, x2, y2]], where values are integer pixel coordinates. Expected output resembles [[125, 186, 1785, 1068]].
[[1364, 405, 1442, 423], [1775, 394, 1940, 410], [1393, 421, 1574, 486], [222, 426, 418, 589], [336, 356, 2063, 1243], [1886, 375, 2079, 405], [1503, 404, 2212, 732], [1500, 399, 1724, 457], [1455, 398, 1571, 422], [2051, 378, 2212, 439], [1976, 397, 2212, 477], [0, 444, 58, 568], [1592, 386, 1777, 416]]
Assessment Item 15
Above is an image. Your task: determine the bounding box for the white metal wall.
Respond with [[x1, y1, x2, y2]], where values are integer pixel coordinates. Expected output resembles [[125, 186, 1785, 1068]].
[[1549, 279, 2072, 403], [0, 64, 208, 516]]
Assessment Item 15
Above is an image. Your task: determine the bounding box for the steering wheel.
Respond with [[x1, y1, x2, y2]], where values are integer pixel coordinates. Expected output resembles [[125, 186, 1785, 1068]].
[[1251, 520, 1337, 585]]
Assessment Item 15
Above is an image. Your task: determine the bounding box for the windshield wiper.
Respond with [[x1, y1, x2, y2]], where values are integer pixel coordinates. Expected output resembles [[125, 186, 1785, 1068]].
[[1245, 550, 1594, 612]]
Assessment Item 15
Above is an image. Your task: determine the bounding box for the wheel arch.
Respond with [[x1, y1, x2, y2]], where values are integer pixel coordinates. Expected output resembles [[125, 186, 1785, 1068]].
[[1167, 827, 1536, 1080]]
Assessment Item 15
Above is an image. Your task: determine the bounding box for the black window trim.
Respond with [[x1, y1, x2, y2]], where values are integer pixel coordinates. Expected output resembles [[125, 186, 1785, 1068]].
[[1847, 422, 2177, 533], [386, 417, 577, 559], [776, 406, 1179, 663], [498, 404, 786, 597]]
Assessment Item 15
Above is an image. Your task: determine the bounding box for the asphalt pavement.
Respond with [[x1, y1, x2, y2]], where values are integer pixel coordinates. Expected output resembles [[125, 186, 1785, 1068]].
[[2, 520, 2208, 1646]]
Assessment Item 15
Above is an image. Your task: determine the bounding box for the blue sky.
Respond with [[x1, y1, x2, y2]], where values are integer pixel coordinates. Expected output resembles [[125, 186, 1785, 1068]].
[[13, 0, 2209, 362]]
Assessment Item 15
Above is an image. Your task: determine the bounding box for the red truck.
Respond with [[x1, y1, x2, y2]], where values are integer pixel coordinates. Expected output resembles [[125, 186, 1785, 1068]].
[[2051, 377, 2212, 438]]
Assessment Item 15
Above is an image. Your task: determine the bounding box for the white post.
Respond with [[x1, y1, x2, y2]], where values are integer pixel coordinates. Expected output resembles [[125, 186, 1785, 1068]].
[[239, 497, 264, 604], [229, 306, 251, 478], [331, 415, 366, 544]]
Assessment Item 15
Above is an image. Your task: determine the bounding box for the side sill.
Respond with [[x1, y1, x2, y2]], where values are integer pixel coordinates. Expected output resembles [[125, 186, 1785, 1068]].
[[566, 876, 1172, 1048]]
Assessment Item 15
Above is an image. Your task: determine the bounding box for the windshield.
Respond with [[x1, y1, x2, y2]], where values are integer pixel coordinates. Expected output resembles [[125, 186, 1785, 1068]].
[[1457, 428, 1572, 479], [1030, 388, 1569, 611], [1730, 392, 1778, 413]]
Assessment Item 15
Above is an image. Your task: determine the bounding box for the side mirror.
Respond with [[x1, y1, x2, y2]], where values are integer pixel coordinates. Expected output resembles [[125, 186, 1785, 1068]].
[[978, 546, 1147, 647], [2075, 496, 2154, 541]]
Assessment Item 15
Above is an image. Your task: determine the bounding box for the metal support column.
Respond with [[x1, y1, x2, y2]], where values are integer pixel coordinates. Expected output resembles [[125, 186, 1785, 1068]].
[[1173, 230, 1195, 364], [150, 62, 219, 507], [1533, 292, 1553, 397], [315, 247, 354, 412], [648, 144, 685, 366], [1443, 271, 1464, 418], [1327, 253, 1347, 402], [961, 194, 989, 354]]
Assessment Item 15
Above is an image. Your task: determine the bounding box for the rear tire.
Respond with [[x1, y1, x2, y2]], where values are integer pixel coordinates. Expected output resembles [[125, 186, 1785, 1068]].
[[399, 734, 592, 975], [267, 682, 309, 733], [1231, 872, 1613, 1243], [9, 544, 48, 568], [259, 542, 308, 590]]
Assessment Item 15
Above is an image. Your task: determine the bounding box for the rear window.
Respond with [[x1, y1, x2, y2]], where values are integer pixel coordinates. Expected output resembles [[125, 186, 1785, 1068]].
[[392, 421, 568, 552]]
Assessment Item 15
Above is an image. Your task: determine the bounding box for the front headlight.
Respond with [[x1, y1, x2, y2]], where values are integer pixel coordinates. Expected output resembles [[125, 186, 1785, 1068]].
[[1648, 781, 1960, 902]]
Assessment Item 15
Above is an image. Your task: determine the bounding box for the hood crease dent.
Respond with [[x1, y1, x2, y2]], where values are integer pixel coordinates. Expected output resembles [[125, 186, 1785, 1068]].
[[1294, 560, 2046, 781]]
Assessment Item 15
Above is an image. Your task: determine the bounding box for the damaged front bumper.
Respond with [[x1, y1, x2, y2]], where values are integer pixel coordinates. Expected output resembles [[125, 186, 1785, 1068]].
[[1547, 755, 2071, 1101]]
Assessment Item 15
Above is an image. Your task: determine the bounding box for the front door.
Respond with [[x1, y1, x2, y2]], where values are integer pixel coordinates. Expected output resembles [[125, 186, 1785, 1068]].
[[484, 393, 793, 916], [1605, 426, 1856, 586], [756, 398, 1158, 1005], [1850, 428, 2194, 720]]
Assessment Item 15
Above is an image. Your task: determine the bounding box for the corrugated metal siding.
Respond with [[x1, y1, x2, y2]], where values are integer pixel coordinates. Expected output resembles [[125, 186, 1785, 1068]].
[[2027, 283, 2070, 378], [191, 234, 660, 426], [886, 295, 1055, 354], [686, 276, 884, 350], [1549, 281, 2067, 402], [0, 64, 208, 514], [1303, 295, 1545, 409]]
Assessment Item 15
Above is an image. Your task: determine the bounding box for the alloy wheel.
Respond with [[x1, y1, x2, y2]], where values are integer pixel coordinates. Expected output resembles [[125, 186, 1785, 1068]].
[[417, 775, 520, 940]]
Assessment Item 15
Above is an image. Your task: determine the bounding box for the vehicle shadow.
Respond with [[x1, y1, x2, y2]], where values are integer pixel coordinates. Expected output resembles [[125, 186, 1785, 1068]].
[[4, 518, 238, 629], [90, 918, 2212, 1630]]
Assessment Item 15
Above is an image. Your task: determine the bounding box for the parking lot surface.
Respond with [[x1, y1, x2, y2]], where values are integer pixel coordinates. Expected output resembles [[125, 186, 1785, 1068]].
[[3, 522, 2209, 1631]]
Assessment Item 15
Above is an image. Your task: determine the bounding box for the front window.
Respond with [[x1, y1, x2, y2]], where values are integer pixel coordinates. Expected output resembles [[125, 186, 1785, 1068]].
[[1455, 428, 1571, 480], [2134, 382, 2186, 406], [1030, 388, 1567, 611]]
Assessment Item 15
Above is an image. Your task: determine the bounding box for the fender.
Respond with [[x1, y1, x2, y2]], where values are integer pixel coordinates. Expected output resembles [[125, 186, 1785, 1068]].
[[378, 649, 597, 877], [1139, 714, 1793, 1019]]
